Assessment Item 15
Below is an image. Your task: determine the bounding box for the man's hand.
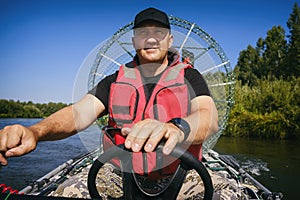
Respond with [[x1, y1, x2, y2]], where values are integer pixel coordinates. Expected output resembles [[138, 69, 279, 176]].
[[0, 125, 38, 166], [121, 119, 185, 155]]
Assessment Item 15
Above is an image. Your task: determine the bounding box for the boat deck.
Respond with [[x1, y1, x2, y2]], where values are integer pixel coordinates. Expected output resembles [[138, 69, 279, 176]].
[[20, 148, 282, 200]]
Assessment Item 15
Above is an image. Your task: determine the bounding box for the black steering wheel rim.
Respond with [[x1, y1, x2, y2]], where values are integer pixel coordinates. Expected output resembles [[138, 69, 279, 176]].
[[88, 144, 213, 200]]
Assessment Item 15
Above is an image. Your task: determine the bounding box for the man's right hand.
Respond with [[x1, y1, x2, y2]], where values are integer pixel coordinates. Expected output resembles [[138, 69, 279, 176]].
[[0, 124, 38, 166]]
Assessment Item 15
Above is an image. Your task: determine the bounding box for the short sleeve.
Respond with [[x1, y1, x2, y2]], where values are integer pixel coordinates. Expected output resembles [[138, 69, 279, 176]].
[[184, 68, 210, 99], [88, 72, 118, 113]]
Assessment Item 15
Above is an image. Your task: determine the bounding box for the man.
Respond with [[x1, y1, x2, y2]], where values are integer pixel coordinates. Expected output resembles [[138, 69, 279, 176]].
[[0, 7, 218, 174]]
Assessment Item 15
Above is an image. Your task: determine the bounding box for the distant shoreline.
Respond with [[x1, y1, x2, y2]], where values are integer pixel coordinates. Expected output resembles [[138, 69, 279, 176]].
[[0, 99, 69, 118]]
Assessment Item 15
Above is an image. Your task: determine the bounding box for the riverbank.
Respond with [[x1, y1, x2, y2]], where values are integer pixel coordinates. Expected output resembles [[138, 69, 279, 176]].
[[223, 78, 300, 140]]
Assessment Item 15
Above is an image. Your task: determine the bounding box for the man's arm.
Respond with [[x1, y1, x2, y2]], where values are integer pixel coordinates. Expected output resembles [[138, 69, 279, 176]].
[[33, 94, 105, 141], [183, 95, 218, 144], [0, 94, 105, 165]]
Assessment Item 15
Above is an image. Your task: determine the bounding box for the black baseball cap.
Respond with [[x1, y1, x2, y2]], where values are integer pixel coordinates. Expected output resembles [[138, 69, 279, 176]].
[[133, 7, 170, 29]]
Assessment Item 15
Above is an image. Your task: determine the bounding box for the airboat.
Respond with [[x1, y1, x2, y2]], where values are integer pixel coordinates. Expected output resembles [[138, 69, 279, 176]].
[[1, 15, 283, 200]]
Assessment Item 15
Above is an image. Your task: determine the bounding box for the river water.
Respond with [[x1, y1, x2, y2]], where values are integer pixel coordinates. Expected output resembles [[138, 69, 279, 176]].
[[0, 118, 299, 199], [214, 136, 300, 199]]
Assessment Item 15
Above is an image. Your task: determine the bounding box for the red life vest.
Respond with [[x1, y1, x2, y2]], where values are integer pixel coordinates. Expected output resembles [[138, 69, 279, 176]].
[[104, 60, 202, 176]]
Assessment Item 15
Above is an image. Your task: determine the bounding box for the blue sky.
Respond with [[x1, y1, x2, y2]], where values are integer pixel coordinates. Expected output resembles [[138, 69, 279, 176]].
[[0, 0, 297, 103]]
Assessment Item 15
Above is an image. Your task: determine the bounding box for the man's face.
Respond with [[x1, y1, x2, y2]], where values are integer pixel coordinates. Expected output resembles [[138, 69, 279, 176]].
[[132, 22, 173, 65]]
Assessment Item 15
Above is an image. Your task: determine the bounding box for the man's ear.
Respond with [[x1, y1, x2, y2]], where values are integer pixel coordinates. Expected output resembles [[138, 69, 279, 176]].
[[132, 37, 137, 50], [168, 34, 174, 48]]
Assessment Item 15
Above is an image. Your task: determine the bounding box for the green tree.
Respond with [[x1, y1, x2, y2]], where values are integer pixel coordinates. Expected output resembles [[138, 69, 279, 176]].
[[225, 78, 300, 139], [286, 3, 300, 78], [42, 102, 67, 117], [235, 45, 259, 86], [235, 26, 287, 84], [23, 105, 43, 118], [262, 26, 287, 79], [226, 4, 300, 139], [0, 99, 68, 118]]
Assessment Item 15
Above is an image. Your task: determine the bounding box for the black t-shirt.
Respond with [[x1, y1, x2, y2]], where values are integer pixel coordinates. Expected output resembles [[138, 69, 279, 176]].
[[89, 67, 210, 114]]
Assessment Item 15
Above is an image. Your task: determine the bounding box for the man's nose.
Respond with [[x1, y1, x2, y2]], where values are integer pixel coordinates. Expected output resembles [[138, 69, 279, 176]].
[[145, 36, 159, 43]]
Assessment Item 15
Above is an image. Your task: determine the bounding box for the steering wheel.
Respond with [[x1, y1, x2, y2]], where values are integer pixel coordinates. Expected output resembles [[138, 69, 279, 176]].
[[88, 143, 213, 200]]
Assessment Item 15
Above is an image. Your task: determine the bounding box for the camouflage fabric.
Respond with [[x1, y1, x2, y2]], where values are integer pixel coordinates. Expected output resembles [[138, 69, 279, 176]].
[[49, 162, 249, 200], [178, 169, 249, 200], [49, 163, 123, 199]]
